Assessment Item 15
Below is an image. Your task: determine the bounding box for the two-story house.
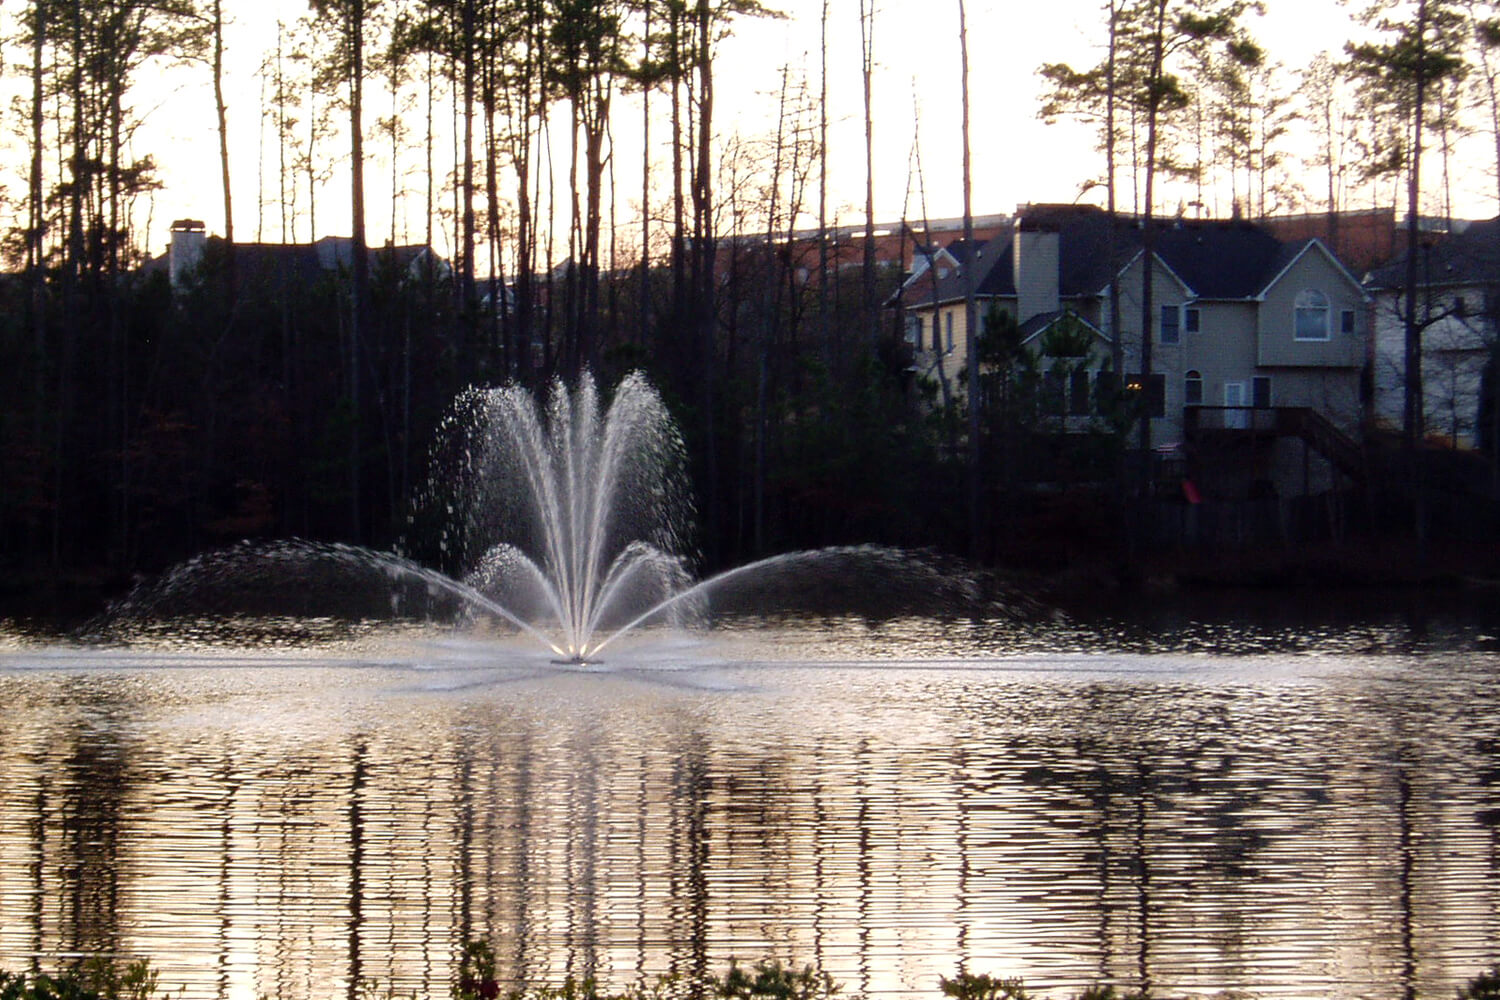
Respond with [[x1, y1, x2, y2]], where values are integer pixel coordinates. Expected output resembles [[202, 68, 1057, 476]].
[[894, 203, 1369, 498]]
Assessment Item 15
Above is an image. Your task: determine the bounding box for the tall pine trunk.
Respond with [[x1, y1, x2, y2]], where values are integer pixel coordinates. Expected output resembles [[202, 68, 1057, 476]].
[[348, 0, 370, 541], [693, 0, 718, 565], [859, 0, 876, 352], [1137, 0, 1169, 460], [214, 0, 235, 299], [959, 0, 979, 558], [1403, 0, 1430, 449]]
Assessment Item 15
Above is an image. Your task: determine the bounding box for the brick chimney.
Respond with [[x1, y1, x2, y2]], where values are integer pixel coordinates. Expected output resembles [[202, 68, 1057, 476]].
[[169, 218, 206, 287], [1014, 216, 1061, 323]]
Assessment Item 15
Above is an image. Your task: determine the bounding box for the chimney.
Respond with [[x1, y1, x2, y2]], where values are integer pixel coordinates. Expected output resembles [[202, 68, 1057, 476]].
[[169, 218, 206, 288], [1014, 216, 1061, 323]]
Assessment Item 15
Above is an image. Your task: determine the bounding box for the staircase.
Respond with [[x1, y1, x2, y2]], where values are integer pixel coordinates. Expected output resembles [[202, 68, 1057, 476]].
[[1184, 406, 1366, 482], [1276, 407, 1366, 481]]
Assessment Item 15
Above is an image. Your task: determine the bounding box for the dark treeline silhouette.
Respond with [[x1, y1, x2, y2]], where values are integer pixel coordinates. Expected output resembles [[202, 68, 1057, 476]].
[[0, 222, 958, 589], [0, 0, 966, 591], [8, 0, 1500, 602]]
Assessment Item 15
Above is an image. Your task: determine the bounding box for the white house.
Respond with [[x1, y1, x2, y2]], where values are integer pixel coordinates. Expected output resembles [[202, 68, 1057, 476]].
[[1365, 218, 1500, 450]]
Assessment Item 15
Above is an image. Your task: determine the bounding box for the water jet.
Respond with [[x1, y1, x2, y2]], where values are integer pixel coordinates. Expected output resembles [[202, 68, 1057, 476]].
[[100, 371, 990, 651]]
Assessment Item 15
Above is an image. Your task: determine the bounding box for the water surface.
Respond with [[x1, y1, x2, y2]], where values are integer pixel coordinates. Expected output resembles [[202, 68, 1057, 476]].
[[2, 608, 1500, 1000]]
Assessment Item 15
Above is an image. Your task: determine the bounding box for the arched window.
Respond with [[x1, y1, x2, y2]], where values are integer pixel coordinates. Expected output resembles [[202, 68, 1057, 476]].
[[1185, 370, 1203, 406], [1294, 289, 1331, 341]]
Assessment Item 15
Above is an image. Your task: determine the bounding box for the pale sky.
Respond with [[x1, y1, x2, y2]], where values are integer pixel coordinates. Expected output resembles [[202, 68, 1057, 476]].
[[120, 0, 1497, 261]]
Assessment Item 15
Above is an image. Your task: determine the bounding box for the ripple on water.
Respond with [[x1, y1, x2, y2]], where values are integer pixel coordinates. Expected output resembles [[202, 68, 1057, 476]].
[[1, 615, 1500, 1000]]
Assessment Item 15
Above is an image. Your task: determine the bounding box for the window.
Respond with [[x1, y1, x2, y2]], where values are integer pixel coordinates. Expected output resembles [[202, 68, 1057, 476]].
[[1160, 304, 1180, 344], [1069, 369, 1091, 415], [1253, 376, 1271, 409], [1184, 307, 1201, 333], [1455, 296, 1468, 318], [1185, 370, 1203, 406], [1042, 370, 1065, 416], [905, 315, 922, 347], [1126, 372, 1167, 418], [932, 315, 942, 351], [945, 313, 954, 353], [1295, 289, 1331, 341], [1094, 371, 1119, 414], [1340, 309, 1356, 334]]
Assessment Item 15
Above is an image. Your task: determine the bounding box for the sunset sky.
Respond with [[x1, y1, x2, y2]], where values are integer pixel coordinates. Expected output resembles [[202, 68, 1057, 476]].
[[124, 0, 1498, 261]]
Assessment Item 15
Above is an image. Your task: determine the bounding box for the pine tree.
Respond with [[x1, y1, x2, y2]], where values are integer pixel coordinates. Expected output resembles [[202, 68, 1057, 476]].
[[1348, 0, 1469, 445]]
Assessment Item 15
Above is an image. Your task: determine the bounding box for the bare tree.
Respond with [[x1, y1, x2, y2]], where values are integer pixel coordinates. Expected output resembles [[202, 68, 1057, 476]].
[[859, 0, 877, 352]]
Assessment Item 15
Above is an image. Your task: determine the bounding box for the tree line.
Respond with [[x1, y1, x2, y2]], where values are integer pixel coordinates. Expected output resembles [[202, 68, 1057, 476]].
[[0, 0, 953, 587], [0, 0, 1496, 593]]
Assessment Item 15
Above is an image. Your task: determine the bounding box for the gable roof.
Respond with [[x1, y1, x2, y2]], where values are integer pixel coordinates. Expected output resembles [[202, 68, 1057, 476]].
[[893, 237, 1011, 307], [1259, 238, 1369, 300], [1017, 309, 1111, 346], [893, 204, 1323, 312], [1365, 217, 1500, 290]]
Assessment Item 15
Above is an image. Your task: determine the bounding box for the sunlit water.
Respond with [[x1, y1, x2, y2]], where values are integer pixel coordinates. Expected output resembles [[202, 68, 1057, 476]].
[[4, 603, 1500, 1000]]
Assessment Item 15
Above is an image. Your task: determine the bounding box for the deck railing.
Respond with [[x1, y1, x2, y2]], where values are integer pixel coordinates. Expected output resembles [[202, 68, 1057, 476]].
[[1184, 405, 1365, 479]]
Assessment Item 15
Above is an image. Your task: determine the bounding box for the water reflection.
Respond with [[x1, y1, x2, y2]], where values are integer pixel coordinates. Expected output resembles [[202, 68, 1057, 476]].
[[0, 627, 1499, 1000]]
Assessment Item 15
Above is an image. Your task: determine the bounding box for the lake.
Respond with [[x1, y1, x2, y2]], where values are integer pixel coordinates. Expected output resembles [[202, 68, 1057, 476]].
[[3, 595, 1500, 1000]]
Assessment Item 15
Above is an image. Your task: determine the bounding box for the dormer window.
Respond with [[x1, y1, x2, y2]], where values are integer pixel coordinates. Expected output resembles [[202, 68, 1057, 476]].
[[1294, 289, 1331, 341]]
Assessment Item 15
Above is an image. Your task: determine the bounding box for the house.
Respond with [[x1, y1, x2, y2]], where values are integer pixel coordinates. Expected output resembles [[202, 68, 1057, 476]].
[[892, 203, 1370, 499], [148, 218, 450, 292], [1364, 217, 1500, 451]]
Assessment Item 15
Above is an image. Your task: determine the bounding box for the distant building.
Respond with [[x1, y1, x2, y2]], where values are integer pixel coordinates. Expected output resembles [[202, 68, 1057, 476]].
[[892, 203, 1370, 499], [146, 222, 450, 292], [1365, 217, 1500, 450]]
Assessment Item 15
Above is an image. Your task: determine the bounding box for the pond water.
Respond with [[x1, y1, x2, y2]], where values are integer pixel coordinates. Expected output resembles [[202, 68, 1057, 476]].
[[4, 599, 1500, 1000]]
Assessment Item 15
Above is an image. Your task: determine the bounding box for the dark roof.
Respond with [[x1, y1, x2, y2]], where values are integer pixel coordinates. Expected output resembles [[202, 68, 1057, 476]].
[[894, 204, 1335, 310], [314, 235, 436, 274], [1017, 310, 1064, 339], [228, 241, 327, 287], [142, 235, 442, 288], [1058, 212, 1128, 295], [895, 237, 1009, 306], [1017, 309, 1110, 346], [1365, 217, 1500, 289], [922, 238, 1012, 301], [1151, 220, 1284, 298]]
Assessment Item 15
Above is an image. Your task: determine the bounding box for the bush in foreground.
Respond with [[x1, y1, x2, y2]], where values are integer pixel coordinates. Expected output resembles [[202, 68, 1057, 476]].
[[10, 952, 1500, 1000], [0, 958, 158, 1000]]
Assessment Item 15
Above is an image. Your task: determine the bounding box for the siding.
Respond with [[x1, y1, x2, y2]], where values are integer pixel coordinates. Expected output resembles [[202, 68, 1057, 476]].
[[1258, 249, 1364, 368]]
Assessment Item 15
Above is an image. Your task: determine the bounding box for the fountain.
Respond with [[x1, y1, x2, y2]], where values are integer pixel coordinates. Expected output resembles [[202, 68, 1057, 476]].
[[414, 370, 697, 663], [10, 373, 1500, 1000], [99, 371, 992, 657]]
